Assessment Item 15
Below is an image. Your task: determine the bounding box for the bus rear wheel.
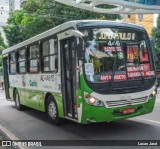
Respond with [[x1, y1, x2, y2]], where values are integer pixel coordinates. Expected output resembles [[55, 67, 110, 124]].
[[14, 90, 23, 111], [47, 95, 62, 125], [2, 82, 4, 90]]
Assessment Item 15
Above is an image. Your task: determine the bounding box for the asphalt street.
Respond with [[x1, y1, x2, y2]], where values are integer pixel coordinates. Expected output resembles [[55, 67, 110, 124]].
[[0, 89, 160, 149]]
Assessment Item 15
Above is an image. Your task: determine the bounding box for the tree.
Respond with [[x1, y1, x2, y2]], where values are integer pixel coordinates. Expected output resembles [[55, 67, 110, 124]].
[[153, 15, 160, 48], [0, 33, 6, 66], [152, 15, 160, 56], [0, 33, 5, 48], [152, 16, 160, 68], [3, 11, 26, 46], [0, 33, 6, 54], [3, 0, 120, 46]]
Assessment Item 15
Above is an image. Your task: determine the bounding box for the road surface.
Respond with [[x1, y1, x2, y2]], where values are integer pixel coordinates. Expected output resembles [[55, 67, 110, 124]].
[[0, 89, 160, 149]]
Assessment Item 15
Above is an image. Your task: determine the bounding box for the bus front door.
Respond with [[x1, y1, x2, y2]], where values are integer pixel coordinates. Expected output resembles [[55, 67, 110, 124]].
[[3, 57, 10, 99], [60, 37, 77, 119]]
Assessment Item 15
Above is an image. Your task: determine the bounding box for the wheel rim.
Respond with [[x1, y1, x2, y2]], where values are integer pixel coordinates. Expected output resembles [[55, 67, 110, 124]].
[[16, 93, 20, 107], [48, 101, 57, 119]]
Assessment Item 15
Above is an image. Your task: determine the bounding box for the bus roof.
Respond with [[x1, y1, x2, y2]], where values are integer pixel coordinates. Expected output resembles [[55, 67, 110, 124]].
[[75, 20, 145, 30], [2, 20, 145, 55]]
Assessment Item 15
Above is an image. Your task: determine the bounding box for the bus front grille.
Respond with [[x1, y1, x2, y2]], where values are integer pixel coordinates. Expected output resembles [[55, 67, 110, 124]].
[[106, 96, 148, 108]]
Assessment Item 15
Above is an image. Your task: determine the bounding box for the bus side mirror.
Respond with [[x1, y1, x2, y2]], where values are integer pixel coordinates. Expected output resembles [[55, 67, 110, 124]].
[[72, 30, 85, 60], [140, 44, 145, 57], [77, 39, 84, 60]]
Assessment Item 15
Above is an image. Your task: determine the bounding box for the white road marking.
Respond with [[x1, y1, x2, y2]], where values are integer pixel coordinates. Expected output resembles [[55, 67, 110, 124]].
[[136, 118, 160, 124], [0, 124, 29, 149]]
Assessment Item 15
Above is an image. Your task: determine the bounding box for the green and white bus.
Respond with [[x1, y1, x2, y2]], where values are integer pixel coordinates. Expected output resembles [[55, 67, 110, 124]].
[[2, 20, 157, 124]]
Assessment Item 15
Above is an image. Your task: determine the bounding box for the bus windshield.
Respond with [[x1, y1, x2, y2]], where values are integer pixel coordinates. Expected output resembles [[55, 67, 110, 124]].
[[82, 28, 155, 83]]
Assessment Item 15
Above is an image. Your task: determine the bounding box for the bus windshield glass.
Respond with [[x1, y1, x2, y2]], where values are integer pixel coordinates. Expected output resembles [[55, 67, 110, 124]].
[[82, 28, 155, 83]]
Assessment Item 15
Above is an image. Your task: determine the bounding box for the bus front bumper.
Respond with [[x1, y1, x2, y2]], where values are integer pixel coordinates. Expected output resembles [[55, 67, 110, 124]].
[[80, 97, 156, 124]]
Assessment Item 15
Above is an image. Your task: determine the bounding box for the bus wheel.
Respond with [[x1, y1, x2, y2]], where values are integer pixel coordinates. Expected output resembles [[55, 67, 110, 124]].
[[47, 95, 62, 125], [2, 82, 4, 90], [14, 90, 23, 111]]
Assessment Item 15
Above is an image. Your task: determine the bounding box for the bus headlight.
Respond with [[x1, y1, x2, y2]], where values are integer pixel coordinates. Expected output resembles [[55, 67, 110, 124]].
[[85, 94, 104, 107], [149, 90, 157, 98], [152, 90, 156, 96], [89, 97, 96, 104]]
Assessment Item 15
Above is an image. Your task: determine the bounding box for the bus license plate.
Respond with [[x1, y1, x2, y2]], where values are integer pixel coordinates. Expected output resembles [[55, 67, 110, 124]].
[[122, 108, 135, 115]]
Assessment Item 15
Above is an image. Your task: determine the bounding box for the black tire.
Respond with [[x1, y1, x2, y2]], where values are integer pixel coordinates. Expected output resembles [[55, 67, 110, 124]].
[[47, 95, 63, 125], [1, 82, 4, 90], [14, 90, 23, 111]]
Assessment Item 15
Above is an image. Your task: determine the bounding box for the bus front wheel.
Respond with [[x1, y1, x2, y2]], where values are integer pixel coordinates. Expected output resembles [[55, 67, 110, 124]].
[[14, 90, 23, 111], [47, 95, 62, 125]]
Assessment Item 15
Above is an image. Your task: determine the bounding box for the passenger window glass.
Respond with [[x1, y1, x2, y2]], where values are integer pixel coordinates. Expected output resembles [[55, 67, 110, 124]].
[[29, 44, 39, 73], [30, 45, 39, 59], [42, 38, 58, 72], [18, 49, 26, 73], [9, 52, 16, 74]]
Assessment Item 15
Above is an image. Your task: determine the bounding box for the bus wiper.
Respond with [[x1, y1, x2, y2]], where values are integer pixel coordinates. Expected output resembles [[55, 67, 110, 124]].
[[110, 31, 128, 88], [110, 38, 118, 90], [130, 45, 144, 83], [118, 35, 128, 81]]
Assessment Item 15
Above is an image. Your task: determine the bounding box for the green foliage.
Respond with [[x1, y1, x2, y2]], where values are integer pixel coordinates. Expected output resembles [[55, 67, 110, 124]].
[[0, 55, 2, 67], [152, 17, 160, 68], [0, 46, 5, 54], [3, 0, 120, 47], [152, 15, 160, 48], [0, 33, 6, 66], [0, 33, 5, 48], [3, 10, 31, 46], [154, 47, 160, 68], [0, 33, 6, 54]]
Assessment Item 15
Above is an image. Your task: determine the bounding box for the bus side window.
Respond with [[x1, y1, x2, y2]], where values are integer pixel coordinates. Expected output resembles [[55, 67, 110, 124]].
[[28, 44, 39, 73], [55, 55, 58, 71], [18, 49, 26, 73], [9, 52, 17, 74], [41, 38, 58, 73]]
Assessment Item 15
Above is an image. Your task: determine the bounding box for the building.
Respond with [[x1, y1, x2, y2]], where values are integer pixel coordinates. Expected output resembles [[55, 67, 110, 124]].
[[122, 14, 158, 36], [0, 0, 20, 44], [20, 0, 27, 8], [0, 0, 9, 23], [9, 0, 15, 12]]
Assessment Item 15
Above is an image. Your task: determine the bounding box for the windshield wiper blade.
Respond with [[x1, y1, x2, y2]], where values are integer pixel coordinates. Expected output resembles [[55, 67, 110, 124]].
[[129, 45, 144, 83], [110, 37, 118, 89], [118, 35, 128, 81], [110, 31, 127, 88]]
